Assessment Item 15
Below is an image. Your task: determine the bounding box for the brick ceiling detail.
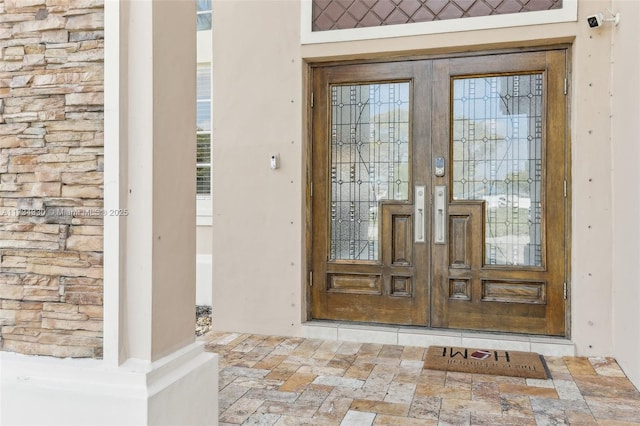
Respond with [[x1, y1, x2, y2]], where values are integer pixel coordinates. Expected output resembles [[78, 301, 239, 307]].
[[312, 0, 562, 31]]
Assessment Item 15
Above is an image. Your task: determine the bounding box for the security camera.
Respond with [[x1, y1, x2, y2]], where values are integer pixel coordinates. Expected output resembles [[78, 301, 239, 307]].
[[587, 10, 620, 28], [587, 13, 603, 28]]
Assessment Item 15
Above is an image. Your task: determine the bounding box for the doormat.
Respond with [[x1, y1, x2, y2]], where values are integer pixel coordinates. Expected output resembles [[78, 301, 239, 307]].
[[424, 346, 550, 379]]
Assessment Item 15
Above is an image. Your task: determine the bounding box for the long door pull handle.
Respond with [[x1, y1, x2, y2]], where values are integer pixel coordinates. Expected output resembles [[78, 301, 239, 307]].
[[434, 186, 446, 244], [415, 186, 426, 243]]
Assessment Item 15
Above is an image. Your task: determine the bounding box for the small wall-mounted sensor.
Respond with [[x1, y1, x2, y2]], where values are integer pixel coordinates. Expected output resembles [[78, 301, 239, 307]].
[[270, 154, 280, 170]]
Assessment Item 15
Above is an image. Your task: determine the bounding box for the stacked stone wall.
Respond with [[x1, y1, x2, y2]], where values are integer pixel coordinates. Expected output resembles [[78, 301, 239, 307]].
[[0, 0, 104, 358]]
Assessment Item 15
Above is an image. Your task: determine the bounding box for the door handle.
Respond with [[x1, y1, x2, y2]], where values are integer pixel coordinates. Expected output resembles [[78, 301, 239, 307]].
[[415, 186, 426, 243], [434, 185, 446, 244]]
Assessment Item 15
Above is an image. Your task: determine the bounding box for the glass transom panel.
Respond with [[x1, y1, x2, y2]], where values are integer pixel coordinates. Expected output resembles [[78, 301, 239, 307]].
[[330, 82, 410, 261], [452, 74, 543, 267]]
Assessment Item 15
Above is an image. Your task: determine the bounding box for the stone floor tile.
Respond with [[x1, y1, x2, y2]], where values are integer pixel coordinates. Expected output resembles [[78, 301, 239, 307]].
[[399, 359, 425, 370], [564, 356, 598, 376], [374, 414, 438, 425], [255, 401, 319, 418], [313, 340, 344, 359], [271, 337, 305, 355], [218, 383, 250, 413], [312, 375, 365, 389], [530, 397, 591, 425], [258, 335, 287, 348], [437, 408, 471, 425], [339, 410, 376, 426], [585, 395, 640, 423], [296, 364, 347, 377], [500, 394, 534, 417], [408, 395, 441, 420], [326, 354, 356, 371], [378, 344, 404, 359], [243, 412, 281, 426], [223, 366, 271, 379], [526, 378, 555, 388], [440, 398, 502, 415], [336, 341, 363, 356], [498, 383, 559, 399], [314, 396, 354, 423], [278, 372, 317, 392], [343, 362, 374, 380], [244, 388, 299, 403], [383, 382, 416, 405], [471, 381, 501, 403], [219, 397, 264, 424], [208, 332, 640, 425], [574, 375, 640, 399], [275, 415, 331, 426], [444, 371, 473, 389], [206, 331, 243, 346], [544, 356, 574, 381], [401, 345, 426, 361], [589, 356, 628, 377], [419, 368, 447, 386], [232, 377, 284, 390], [253, 354, 288, 371], [470, 411, 537, 425], [472, 373, 527, 385], [329, 385, 388, 402], [356, 343, 384, 358], [351, 399, 410, 416], [553, 379, 584, 401], [415, 382, 471, 400], [295, 388, 330, 406], [232, 335, 267, 353], [290, 338, 323, 356], [285, 355, 330, 368], [565, 410, 598, 425], [362, 368, 395, 392]]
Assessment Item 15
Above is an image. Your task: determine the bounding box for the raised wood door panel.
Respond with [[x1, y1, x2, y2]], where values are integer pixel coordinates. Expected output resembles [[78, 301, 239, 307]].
[[431, 51, 567, 336], [310, 61, 431, 325]]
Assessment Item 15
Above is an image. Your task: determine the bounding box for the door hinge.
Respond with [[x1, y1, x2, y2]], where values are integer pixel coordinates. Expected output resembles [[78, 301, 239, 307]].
[[310, 182, 313, 197], [309, 271, 313, 287], [563, 282, 567, 299], [564, 180, 567, 198], [311, 92, 314, 108], [564, 78, 568, 95]]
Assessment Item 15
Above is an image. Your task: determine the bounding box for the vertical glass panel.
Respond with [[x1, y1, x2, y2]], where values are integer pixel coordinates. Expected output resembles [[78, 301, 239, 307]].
[[197, 65, 211, 100], [452, 74, 543, 266], [197, 101, 211, 131], [330, 82, 410, 261]]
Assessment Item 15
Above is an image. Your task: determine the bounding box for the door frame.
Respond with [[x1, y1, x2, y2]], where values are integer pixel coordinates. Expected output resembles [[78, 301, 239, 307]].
[[304, 45, 572, 338]]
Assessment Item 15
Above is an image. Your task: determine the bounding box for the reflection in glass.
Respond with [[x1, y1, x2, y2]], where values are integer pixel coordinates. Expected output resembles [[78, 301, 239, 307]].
[[330, 83, 410, 261], [452, 74, 543, 266]]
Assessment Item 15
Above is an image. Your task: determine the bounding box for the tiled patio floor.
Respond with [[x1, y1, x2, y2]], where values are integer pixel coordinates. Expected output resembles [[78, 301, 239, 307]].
[[204, 331, 640, 425]]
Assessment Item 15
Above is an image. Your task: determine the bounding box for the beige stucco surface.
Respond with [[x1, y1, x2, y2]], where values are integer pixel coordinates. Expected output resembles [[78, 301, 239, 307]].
[[120, 0, 197, 362], [611, 0, 640, 390], [212, 0, 638, 387]]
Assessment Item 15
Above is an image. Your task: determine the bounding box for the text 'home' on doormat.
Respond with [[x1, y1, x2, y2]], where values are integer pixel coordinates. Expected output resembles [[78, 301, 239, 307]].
[[423, 346, 550, 379]]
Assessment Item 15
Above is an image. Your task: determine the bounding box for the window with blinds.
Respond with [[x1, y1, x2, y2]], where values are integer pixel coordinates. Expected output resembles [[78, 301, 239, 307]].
[[197, 63, 211, 196]]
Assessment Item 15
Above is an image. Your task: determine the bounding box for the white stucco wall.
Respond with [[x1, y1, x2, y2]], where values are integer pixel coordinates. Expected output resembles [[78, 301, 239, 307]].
[[212, 0, 637, 388], [611, 0, 640, 390]]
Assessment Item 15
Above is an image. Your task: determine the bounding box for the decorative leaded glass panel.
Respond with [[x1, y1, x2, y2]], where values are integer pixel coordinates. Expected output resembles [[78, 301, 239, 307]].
[[452, 74, 543, 266], [330, 82, 410, 261], [312, 0, 563, 32]]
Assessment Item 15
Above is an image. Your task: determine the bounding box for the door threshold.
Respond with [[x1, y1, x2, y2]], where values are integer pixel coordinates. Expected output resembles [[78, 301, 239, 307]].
[[302, 321, 575, 357]]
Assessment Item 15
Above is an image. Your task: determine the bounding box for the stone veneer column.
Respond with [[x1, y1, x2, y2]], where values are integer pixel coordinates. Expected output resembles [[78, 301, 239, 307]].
[[0, 1, 218, 424]]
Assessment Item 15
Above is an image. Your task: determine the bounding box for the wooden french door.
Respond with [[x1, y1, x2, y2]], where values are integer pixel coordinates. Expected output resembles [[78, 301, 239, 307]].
[[310, 50, 568, 336]]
